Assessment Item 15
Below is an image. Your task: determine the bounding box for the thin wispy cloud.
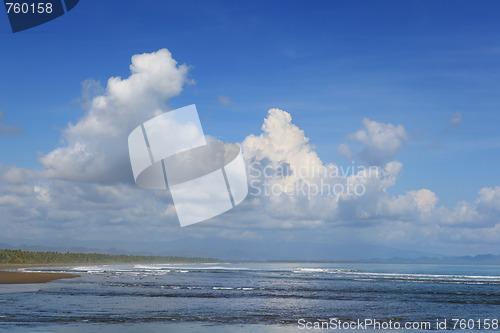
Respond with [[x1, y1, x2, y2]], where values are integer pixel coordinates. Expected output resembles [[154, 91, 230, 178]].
[[451, 111, 462, 127], [218, 95, 232, 106], [0, 110, 23, 137]]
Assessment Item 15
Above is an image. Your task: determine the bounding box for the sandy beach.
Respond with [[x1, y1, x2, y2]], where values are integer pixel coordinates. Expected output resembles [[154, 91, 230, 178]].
[[0, 264, 80, 284]]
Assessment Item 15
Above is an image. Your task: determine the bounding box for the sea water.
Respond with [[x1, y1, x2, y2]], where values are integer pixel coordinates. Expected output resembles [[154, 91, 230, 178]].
[[0, 263, 499, 332]]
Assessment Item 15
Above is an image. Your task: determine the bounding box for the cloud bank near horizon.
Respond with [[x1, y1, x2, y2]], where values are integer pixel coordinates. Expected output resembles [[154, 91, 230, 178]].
[[0, 49, 498, 256]]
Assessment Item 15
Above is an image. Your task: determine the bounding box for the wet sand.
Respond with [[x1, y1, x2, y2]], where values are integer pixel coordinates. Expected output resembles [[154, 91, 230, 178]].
[[0, 264, 80, 284]]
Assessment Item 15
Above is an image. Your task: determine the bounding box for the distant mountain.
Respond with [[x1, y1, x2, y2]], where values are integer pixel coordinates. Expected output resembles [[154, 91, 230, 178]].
[[367, 254, 500, 265]]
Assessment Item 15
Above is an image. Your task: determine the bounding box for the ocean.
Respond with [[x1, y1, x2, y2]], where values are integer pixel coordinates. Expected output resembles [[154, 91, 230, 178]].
[[0, 262, 499, 332]]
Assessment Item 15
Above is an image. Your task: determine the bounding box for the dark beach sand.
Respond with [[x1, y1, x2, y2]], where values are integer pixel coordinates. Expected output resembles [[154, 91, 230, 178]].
[[0, 265, 80, 284]]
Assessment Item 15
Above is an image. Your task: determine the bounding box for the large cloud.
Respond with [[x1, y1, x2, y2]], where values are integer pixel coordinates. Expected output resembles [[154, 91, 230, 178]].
[[0, 49, 192, 240], [241, 110, 499, 245], [242, 109, 429, 226], [39, 49, 191, 183]]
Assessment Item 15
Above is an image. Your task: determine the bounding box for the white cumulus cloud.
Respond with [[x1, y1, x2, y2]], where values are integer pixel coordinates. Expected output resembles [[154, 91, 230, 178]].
[[340, 118, 409, 165], [39, 48, 191, 183], [242, 109, 428, 227]]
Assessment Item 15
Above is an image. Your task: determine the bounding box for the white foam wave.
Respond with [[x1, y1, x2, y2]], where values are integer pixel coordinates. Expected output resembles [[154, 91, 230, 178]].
[[293, 268, 355, 274], [293, 267, 500, 283]]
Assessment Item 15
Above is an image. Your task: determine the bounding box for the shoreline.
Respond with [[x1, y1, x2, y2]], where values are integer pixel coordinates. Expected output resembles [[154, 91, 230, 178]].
[[0, 264, 80, 284]]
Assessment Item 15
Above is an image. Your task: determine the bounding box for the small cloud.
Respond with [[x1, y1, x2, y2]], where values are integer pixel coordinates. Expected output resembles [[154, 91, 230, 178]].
[[343, 118, 409, 165], [409, 189, 438, 213], [450, 111, 462, 127], [218, 95, 232, 106], [0, 110, 23, 137], [337, 143, 352, 160]]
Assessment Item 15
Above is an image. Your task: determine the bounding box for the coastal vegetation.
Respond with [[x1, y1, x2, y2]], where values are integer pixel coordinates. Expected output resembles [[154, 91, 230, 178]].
[[0, 249, 218, 265]]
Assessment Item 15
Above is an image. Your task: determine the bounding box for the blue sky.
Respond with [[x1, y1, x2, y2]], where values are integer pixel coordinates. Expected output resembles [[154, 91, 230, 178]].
[[0, 1, 499, 259]]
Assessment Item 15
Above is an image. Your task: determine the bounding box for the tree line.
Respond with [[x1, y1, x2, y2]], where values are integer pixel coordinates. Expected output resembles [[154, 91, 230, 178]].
[[0, 249, 218, 264]]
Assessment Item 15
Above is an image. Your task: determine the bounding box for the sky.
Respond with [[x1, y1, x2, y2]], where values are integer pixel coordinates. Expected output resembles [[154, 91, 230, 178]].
[[0, 0, 499, 260]]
